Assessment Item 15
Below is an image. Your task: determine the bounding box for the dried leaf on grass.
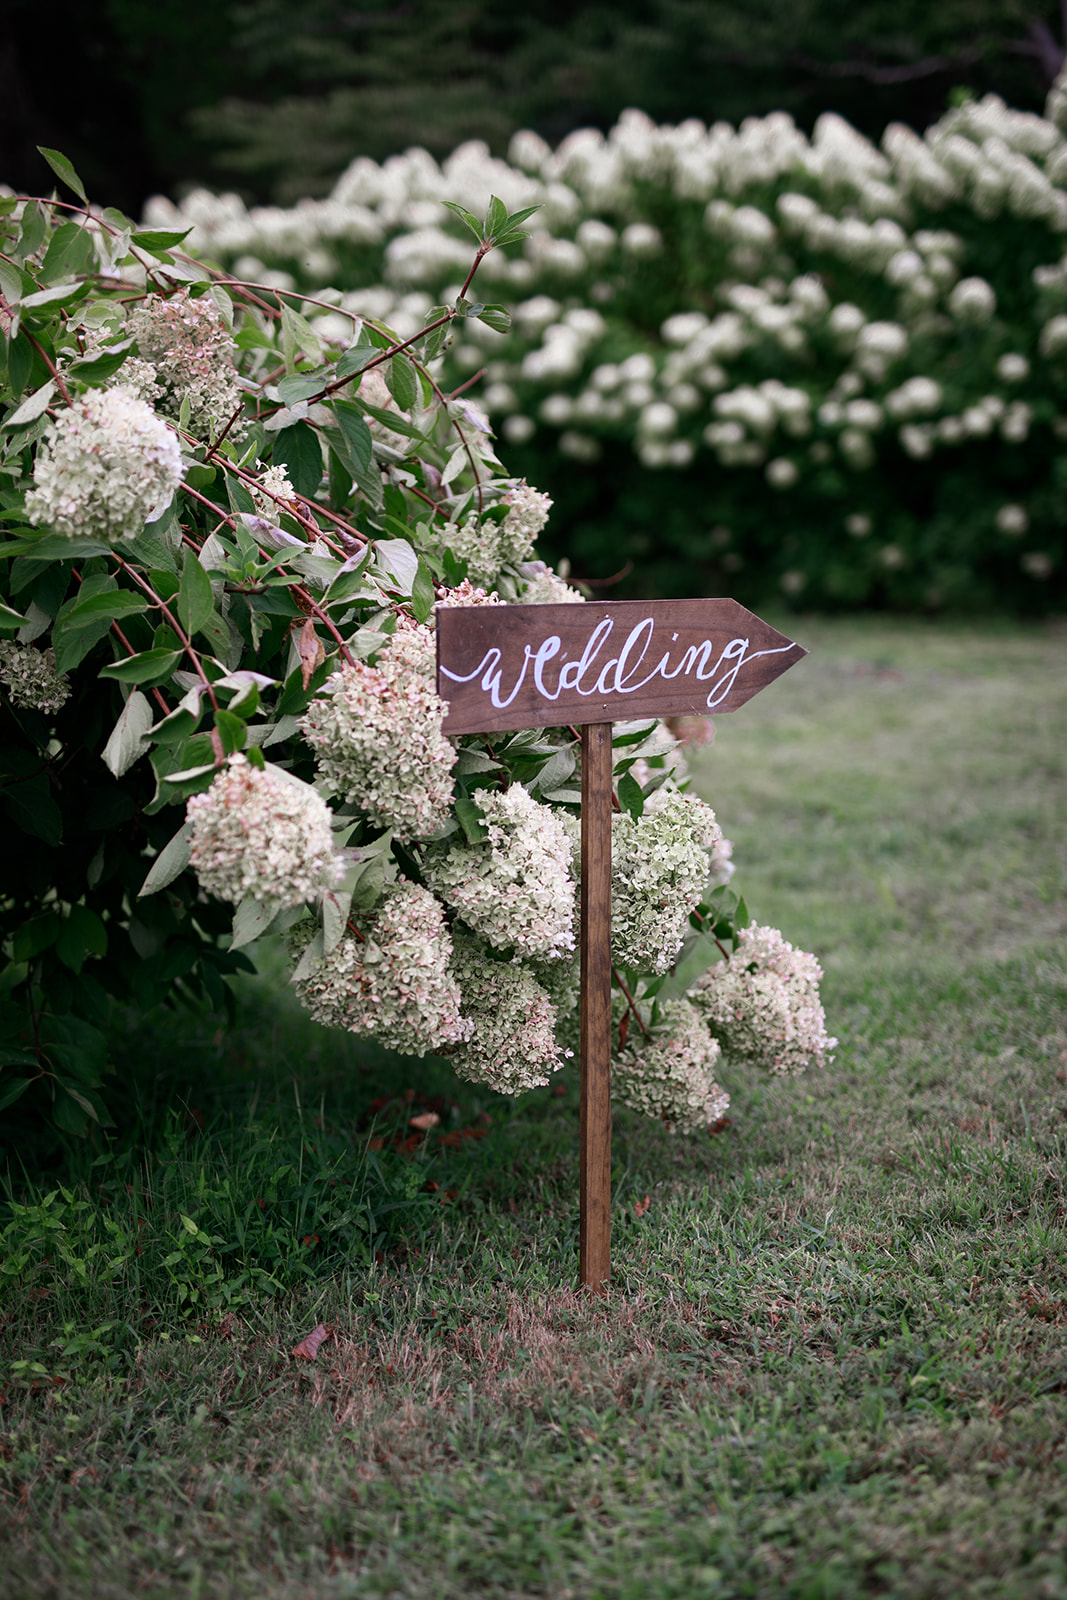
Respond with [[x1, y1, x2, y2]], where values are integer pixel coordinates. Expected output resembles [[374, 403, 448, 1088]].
[[292, 1323, 332, 1362]]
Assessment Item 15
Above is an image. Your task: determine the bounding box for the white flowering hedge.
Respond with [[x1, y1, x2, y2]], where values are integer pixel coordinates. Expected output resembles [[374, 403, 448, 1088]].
[[0, 159, 833, 1140], [140, 78, 1067, 611]]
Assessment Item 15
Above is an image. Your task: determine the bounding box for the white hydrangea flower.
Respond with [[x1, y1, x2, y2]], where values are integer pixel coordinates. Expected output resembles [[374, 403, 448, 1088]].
[[1039, 314, 1067, 358], [612, 792, 722, 974], [996, 503, 1029, 535], [885, 376, 943, 420], [435, 579, 502, 609], [692, 923, 837, 1075], [614, 998, 729, 1134], [130, 289, 244, 439], [996, 352, 1030, 383], [516, 563, 585, 605], [900, 423, 935, 459], [500, 480, 553, 556], [0, 642, 71, 715], [448, 932, 567, 1094], [252, 463, 296, 517], [766, 457, 799, 489], [186, 754, 340, 907], [948, 277, 997, 324], [291, 879, 469, 1056], [25, 388, 182, 543], [423, 785, 576, 960], [299, 620, 454, 842]]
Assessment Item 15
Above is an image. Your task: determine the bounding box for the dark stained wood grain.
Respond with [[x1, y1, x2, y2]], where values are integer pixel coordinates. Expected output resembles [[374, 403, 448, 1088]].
[[437, 598, 806, 735], [579, 722, 613, 1296]]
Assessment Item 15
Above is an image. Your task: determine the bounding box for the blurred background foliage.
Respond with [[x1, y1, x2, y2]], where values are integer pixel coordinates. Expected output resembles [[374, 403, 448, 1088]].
[[3, 0, 1066, 213]]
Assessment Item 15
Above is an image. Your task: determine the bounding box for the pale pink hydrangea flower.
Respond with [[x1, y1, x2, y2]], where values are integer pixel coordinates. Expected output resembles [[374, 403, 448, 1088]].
[[0, 642, 70, 715], [613, 998, 730, 1133], [187, 755, 339, 907], [299, 620, 455, 841], [25, 388, 182, 542], [693, 923, 837, 1074], [611, 792, 722, 973], [423, 785, 576, 960], [438, 481, 553, 588], [434, 579, 502, 609], [291, 879, 469, 1057], [448, 933, 568, 1093], [516, 562, 585, 605], [130, 288, 244, 439]]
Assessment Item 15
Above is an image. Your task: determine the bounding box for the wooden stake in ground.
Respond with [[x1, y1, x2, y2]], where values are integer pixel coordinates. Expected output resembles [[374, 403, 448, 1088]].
[[437, 598, 806, 1296], [579, 723, 613, 1294]]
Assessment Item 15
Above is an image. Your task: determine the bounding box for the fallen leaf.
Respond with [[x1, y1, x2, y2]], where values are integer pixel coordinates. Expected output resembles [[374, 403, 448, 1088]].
[[297, 617, 325, 689], [292, 1323, 331, 1361], [409, 1111, 440, 1130], [634, 1194, 651, 1218]]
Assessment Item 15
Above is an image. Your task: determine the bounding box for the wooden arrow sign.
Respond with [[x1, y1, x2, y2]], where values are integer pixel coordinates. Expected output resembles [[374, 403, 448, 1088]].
[[436, 598, 806, 1293]]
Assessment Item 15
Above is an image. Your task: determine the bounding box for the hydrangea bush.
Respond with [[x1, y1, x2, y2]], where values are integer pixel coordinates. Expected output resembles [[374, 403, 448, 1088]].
[[142, 76, 1067, 611], [0, 158, 833, 1140]]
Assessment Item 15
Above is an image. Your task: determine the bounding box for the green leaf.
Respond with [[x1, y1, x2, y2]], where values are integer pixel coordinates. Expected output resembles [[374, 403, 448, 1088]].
[[474, 304, 511, 335], [504, 204, 541, 231], [214, 709, 246, 755], [1, 533, 112, 563], [375, 539, 419, 595], [101, 690, 154, 777], [271, 420, 322, 500], [3, 381, 55, 429], [276, 372, 328, 408], [138, 821, 192, 897], [455, 794, 488, 844], [37, 147, 88, 204], [0, 1078, 32, 1113], [279, 302, 324, 372], [0, 602, 26, 632], [99, 647, 182, 686], [336, 346, 380, 381], [331, 401, 373, 473], [12, 912, 60, 963], [56, 905, 108, 973], [326, 403, 382, 507], [386, 353, 419, 412], [17, 202, 47, 261], [130, 227, 194, 251], [0, 259, 24, 304], [230, 898, 281, 950], [353, 399, 425, 442], [617, 771, 645, 819], [68, 347, 132, 385], [442, 201, 484, 242], [60, 589, 148, 631], [410, 557, 436, 625], [182, 462, 216, 492], [177, 545, 215, 639], [22, 284, 88, 313], [485, 195, 508, 239]]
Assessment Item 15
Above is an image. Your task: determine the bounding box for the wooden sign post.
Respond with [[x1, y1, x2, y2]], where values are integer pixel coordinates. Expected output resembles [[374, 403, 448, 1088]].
[[437, 598, 806, 1294]]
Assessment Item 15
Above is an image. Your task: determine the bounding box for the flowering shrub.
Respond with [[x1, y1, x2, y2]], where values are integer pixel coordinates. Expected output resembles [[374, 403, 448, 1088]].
[[0, 158, 831, 1142], [142, 75, 1067, 611]]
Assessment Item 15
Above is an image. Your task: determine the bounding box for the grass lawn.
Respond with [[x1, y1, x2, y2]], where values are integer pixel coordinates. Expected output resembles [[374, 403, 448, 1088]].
[[1, 614, 1065, 1600]]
